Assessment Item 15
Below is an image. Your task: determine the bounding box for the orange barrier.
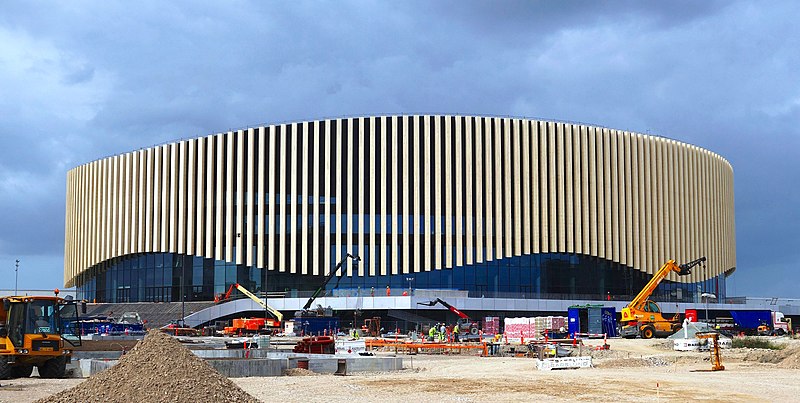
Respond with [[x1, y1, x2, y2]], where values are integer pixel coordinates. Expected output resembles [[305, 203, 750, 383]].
[[365, 338, 488, 356]]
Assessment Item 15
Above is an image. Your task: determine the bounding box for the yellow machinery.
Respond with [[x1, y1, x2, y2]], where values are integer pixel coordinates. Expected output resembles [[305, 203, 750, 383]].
[[620, 257, 706, 339], [234, 283, 283, 323], [0, 293, 82, 379], [221, 284, 283, 335], [695, 332, 725, 371]]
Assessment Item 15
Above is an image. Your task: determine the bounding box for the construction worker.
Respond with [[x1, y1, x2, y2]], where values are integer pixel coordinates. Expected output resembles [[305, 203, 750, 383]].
[[429, 324, 437, 341], [386, 285, 391, 296], [440, 323, 447, 342], [453, 323, 460, 342]]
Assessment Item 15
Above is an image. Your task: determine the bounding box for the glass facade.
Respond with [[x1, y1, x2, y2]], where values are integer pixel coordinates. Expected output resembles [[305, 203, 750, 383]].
[[75, 252, 726, 304]]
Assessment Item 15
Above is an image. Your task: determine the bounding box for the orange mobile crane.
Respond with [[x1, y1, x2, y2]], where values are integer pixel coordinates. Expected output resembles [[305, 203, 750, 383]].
[[619, 257, 707, 339], [221, 284, 283, 336]]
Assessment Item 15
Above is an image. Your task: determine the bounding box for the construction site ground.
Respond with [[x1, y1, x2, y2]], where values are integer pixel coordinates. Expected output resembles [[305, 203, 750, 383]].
[[2, 337, 799, 402]]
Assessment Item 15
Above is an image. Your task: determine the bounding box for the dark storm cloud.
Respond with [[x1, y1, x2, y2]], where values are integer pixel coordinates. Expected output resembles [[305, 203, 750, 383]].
[[0, 1, 797, 297]]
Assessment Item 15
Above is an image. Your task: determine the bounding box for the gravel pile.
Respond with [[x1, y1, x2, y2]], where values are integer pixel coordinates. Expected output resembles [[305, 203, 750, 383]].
[[596, 356, 672, 368], [37, 330, 259, 403]]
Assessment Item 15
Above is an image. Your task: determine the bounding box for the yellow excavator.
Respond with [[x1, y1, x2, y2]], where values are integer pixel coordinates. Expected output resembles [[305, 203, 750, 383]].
[[619, 257, 707, 339]]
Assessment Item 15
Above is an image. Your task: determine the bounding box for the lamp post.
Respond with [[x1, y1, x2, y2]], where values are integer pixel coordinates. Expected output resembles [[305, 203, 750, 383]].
[[263, 261, 273, 335], [180, 262, 185, 327], [406, 277, 415, 333], [701, 292, 716, 323], [15, 259, 19, 295]]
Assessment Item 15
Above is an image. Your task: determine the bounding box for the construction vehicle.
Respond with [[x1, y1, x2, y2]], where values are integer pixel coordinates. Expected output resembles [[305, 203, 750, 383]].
[[417, 298, 480, 338], [222, 284, 283, 336], [214, 284, 236, 304], [695, 332, 725, 371], [362, 317, 381, 337], [295, 253, 361, 318], [619, 257, 707, 339], [0, 292, 82, 379]]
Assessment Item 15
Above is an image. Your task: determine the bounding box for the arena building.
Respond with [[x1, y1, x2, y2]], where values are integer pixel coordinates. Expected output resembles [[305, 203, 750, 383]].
[[64, 115, 735, 305]]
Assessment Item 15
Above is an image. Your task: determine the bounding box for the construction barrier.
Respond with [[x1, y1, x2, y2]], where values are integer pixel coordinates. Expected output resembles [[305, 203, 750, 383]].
[[535, 356, 592, 371], [365, 338, 488, 357]]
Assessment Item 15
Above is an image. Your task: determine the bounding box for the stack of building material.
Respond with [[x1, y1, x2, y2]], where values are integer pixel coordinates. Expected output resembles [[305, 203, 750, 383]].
[[534, 316, 567, 332], [504, 316, 569, 343], [483, 317, 500, 335], [503, 318, 533, 343]]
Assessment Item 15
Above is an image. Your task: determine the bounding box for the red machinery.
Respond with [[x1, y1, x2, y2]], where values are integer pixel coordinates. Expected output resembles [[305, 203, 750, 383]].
[[214, 284, 236, 304], [418, 298, 480, 337], [292, 336, 335, 354]]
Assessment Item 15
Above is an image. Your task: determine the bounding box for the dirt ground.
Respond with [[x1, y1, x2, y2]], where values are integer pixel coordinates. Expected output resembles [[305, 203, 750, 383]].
[[3, 337, 799, 403]]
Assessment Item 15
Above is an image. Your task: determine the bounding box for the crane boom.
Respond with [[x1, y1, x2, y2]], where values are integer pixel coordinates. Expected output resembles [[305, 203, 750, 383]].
[[301, 253, 360, 311], [627, 257, 705, 312], [235, 283, 283, 322], [417, 298, 471, 320]]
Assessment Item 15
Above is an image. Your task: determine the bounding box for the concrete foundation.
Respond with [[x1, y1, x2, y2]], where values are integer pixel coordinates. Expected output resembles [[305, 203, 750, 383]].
[[206, 358, 284, 377], [69, 352, 403, 378]]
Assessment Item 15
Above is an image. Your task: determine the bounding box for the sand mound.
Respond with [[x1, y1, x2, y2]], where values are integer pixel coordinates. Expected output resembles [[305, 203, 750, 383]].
[[38, 330, 259, 403], [777, 344, 800, 369]]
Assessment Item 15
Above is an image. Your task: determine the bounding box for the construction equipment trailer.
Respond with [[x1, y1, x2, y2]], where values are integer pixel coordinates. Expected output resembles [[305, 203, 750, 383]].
[[0, 293, 81, 379], [619, 257, 706, 339]]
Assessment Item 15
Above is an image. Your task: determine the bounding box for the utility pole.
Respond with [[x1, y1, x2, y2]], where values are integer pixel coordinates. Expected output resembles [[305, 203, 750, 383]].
[[15, 259, 20, 295]]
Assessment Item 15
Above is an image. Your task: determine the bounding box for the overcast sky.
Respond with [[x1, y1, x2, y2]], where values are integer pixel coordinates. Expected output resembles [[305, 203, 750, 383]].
[[1, 1, 798, 298]]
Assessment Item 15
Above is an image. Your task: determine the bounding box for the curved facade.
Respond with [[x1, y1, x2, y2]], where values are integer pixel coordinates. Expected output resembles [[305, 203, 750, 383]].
[[65, 115, 736, 303]]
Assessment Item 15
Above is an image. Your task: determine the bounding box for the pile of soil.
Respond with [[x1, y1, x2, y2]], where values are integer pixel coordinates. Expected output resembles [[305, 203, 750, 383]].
[[777, 344, 800, 369], [742, 348, 783, 364], [37, 330, 259, 403]]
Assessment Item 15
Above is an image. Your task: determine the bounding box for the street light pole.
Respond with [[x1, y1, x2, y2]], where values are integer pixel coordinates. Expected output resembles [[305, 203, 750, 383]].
[[406, 276, 414, 332], [15, 259, 19, 295], [701, 292, 716, 324], [180, 262, 185, 327]]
